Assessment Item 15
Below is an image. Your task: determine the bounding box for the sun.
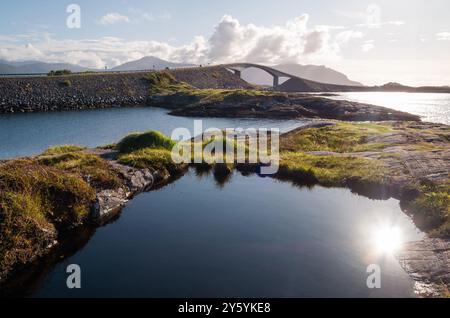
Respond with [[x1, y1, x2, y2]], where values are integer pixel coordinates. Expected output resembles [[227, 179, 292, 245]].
[[372, 225, 403, 254]]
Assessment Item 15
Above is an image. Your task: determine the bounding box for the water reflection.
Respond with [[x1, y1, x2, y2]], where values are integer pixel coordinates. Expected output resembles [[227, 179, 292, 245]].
[[372, 225, 403, 255], [1, 167, 424, 297]]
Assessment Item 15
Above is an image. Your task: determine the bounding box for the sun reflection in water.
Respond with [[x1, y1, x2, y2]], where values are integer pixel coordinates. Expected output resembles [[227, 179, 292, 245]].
[[372, 225, 403, 254]]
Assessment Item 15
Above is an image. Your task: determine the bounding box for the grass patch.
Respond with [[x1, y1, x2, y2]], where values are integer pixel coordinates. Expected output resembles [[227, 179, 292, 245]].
[[117, 148, 185, 176], [41, 145, 86, 156], [147, 71, 193, 95], [405, 183, 450, 237], [97, 143, 116, 150], [116, 130, 176, 154], [146, 70, 278, 106], [0, 159, 96, 274], [280, 122, 392, 153], [279, 152, 388, 186], [38, 152, 122, 189]]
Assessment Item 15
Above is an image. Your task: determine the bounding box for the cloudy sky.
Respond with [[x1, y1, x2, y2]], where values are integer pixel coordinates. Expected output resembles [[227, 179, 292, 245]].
[[1, 0, 449, 86]]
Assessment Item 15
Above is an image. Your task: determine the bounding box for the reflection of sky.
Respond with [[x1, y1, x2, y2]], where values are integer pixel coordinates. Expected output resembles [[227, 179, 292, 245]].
[[32, 171, 425, 297], [329, 92, 450, 125], [0, 107, 307, 159]]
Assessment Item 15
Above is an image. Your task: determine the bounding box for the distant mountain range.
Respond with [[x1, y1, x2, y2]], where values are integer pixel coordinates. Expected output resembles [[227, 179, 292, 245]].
[[0, 59, 91, 74], [0, 56, 193, 74], [0, 57, 361, 87], [111, 56, 194, 71], [242, 63, 363, 87]]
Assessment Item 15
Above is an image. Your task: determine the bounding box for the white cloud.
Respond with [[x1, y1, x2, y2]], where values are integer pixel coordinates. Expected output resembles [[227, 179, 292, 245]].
[[0, 14, 360, 68], [335, 6, 404, 29], [436, 32, 450, 41], [99, 13, 130, 25], [361, 40, 375, 52], [357, 20, 405, 29], [335, 30, 364, 44], [207, 14, 339, 64]]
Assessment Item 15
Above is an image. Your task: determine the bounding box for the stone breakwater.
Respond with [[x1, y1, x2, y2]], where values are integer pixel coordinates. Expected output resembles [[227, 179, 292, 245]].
[[0, 67, 251, 114]]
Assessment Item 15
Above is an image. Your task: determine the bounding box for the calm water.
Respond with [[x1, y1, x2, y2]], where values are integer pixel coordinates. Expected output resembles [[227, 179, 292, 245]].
[[0, 103, 430, 297], [28, 170, 422, 298], [329, 92, 450, 125], [0, 107, 305, 159]]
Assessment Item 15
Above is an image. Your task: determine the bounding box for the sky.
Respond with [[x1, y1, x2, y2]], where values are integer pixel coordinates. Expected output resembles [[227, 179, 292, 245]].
[[0, 0, 449, 86]]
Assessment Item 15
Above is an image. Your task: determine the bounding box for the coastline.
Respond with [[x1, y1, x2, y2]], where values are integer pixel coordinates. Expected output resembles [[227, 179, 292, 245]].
[[0, 120, 449, 296]]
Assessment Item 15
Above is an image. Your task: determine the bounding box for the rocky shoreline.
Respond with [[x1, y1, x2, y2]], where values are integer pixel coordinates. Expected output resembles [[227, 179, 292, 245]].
[[0, 122, 448, 296], [0, 149, 180, 284], [0, 68, 422, 123], [163, 94, 420, 121], [397, 238, 450, 297]]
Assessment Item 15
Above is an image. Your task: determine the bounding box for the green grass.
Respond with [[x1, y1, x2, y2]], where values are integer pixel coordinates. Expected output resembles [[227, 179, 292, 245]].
[[0, 159, 96, 274], [406, 183, 450, 237], [97, 143, 116, 150], [41, 145, 86, 156], [146, 70, 279, 106], [47, 69, 72, 76], [147, 71, 193, 95], [116, 130, 176, 154], [280, 122, 392, 153], [117, 148, 185, 177], [38, 152, 123, 189], [279, 152, 388, 186]]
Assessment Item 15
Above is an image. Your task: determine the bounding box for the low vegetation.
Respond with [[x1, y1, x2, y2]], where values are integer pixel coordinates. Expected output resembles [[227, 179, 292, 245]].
[[278, 152, 387, 186], [0, 159, 96, 276], [147, 71, 193, 95], [116, 130, 176, 154], [147, 70, 277, 105], [280, 122, 392, 153], [47, 69, 72, 76], [118, 148, 185, 176], [41, 145, 86, 156], [405, 183, 450, 237], [38, 151, 123, 189]]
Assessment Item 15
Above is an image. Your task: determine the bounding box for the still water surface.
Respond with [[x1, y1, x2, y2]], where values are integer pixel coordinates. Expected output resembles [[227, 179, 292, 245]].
[[329, 92, 450, 125], [0, 104, 431, 297], [0, 107, 305, 159], [29, 170, 423, 298]]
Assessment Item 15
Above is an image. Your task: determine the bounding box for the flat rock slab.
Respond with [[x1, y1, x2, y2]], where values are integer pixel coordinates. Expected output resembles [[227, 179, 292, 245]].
[[87, 149, 158, 222], [397, 238, 450, 296]]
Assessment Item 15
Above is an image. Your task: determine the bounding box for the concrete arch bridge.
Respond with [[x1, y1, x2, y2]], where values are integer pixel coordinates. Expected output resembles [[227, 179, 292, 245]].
[[222, 63, 295, 88]]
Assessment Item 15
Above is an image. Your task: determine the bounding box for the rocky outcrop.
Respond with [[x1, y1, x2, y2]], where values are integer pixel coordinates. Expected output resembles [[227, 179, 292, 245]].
[[397, 238, 450, 297], [278, 77, 450, 93], [168, 94, 421, 122], [87, 150, 169, 222]]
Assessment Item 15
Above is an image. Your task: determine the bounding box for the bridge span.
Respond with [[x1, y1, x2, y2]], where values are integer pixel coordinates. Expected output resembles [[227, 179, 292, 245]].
[[221, 63, 295, 88]]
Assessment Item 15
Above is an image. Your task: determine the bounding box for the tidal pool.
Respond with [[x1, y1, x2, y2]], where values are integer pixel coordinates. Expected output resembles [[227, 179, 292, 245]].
[[17, 169, 424, 298]]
